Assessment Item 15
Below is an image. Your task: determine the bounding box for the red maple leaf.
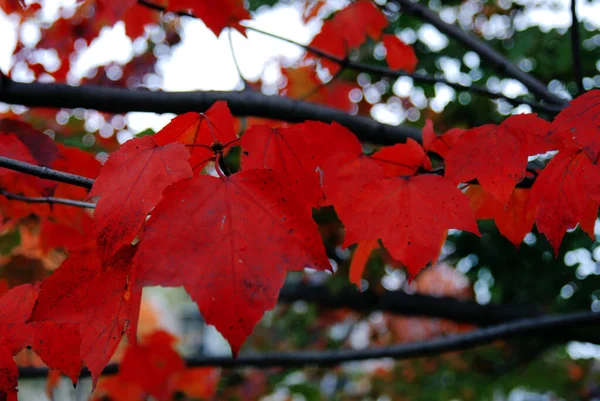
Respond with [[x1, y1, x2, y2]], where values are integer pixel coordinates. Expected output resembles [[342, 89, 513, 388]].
[[445, 114, 550, 204], [383, 35, 418, 72], [0, 119, 59, 166], [342, 175, 479, 278], [0, 283, 82, 399], [119, 330, 185, 400], [467, 185, 536, 247], [29, 242, 142, 384], [309, 0, 387, 72], [421, 119, 465, 159], [135, 170, 330, 354], [0, 346, 17, 401], [529, 148, 600, 254], [370, 138, 432, 177], [241, 124, 323, 210], [167, 0, 250, 36], [0, 133, 37, 177], [153, 101, 237, 170], [88, 136, 192, 261], [545, 90, 600, 159]]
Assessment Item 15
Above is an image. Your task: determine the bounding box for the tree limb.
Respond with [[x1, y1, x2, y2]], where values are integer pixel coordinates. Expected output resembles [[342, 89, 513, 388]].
[[17, 310, 600, 377], [279, 281, 540, 326], [0, 80, 420, 146], [389, 0, 568, 107]]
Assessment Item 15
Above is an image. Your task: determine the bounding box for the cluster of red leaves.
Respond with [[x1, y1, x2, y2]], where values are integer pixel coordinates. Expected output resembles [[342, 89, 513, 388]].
[[307, 0, 417, 74], [277, 1, 418, 112], [2, 91, 600, 398]]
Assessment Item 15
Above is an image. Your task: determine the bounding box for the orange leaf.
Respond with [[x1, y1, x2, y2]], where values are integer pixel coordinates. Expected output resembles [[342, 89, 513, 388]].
[[349, 240, 379, 289]]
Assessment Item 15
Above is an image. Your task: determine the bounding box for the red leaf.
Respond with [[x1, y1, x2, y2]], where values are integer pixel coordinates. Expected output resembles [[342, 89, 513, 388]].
[[52, 144, 101, 179], [40, 218, 92, 253], [88, 136, 192, 261], [119, 330, 185, 401], [546, 90, 600, 159], [0, 283, 37, 355], [153, 101, 237, 169], [0, 283, 82, 384], [580, 200, 599, 240], [445, 114, 550, 204], [167, 0, 249, 36], [309, 0, 387, 72], [30, 322, 83, 384], [421, 119, 465, 159], [0, 133, 37, 176], [467, 185, 536, 247], [0, 119, 59, 166], [0, 346, 18, 401], [349, 240, 379, 289], [29, 242, 141, 385], [371, 138, 432, 177], [241, 125, 323, 210], [342, 175, 479, 278], [300, 121, 363, 169], [383, 35, 418, 72], [136, 170, 330, 354], [529, 148, 600, 254]]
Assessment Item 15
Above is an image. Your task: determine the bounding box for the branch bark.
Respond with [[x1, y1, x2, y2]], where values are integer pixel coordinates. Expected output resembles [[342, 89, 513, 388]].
[[279, 281, 539, 326], [17, 310, 600, 378], [389, 0, 569, 107], [0, 80, 420, 146]]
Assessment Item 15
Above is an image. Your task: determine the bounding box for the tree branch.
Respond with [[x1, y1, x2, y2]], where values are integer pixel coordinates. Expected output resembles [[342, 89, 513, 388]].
[[17, 310, 600, 378], [0, 189, 95, 208], [279, 281, 540, 326], [389, 0, 569, 107], [570, 0, 583, 95], [0, 80, 420, 146]]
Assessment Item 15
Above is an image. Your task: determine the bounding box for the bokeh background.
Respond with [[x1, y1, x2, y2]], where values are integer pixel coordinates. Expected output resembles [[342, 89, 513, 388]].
[[2, 0, 600, 400]]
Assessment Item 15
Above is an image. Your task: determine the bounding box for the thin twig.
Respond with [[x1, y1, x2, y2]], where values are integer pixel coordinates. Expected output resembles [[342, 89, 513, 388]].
[[388, 0, 569, 107], [570, 0, 584, 95], [228, 28, 250, 90], [17, 310, 600, 378], [0, 156, 94, 189], [0, 189, 96, 208]]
